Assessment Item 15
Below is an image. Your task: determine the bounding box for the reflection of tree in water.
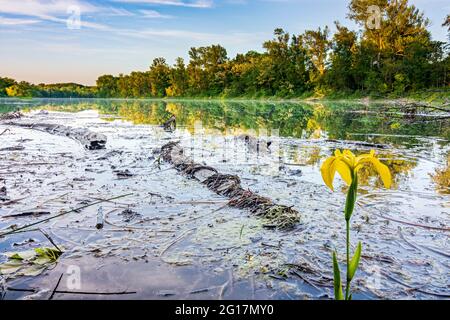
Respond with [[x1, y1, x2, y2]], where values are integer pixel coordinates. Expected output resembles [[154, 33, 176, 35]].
[[112, 101, 316, 138], [357, 153, 417, 190], [313, 102, 450, 143], [285, 146, 323, 166], [431, 153, 450, 194], [6, 100, 448, 142], [305, 147, 322, 166]]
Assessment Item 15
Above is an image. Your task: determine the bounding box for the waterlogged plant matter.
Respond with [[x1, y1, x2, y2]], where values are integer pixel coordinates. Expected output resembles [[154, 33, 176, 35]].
[[321, 149, 391, 300], [0, 247, 63, 279]]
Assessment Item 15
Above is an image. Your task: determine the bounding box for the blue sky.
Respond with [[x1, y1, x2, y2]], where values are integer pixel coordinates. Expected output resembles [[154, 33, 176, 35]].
[[0, 0, 448, 85]]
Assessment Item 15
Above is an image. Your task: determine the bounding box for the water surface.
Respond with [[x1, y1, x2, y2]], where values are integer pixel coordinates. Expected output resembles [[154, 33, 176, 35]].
[[0, 98, 448, 300]]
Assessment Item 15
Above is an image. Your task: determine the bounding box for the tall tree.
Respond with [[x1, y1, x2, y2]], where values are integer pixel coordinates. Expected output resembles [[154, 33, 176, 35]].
[[149, 57, 170, 97], [303, 26, 331, 87]]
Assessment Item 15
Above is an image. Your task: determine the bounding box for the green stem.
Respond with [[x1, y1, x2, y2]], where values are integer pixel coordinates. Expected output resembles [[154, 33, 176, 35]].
[[345, 218, 350, 300], [344, 173, 357, 300]]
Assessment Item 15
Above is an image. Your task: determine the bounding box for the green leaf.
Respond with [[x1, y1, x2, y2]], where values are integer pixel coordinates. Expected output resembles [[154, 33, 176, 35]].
[[34, 247, 62, 262], [348, 241, 362, 281], [9, 253, 23, 260], [344, 175, 358, 221], [332, 251, 344, 300]]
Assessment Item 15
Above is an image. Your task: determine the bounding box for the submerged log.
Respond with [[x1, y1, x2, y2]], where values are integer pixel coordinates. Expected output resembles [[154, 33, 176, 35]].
[[161, 141, 300, 230], [0, 111, 22, 121], [0, 112, 107, 150], [325, 139, 388, 149], [162, 114, 176, 132]]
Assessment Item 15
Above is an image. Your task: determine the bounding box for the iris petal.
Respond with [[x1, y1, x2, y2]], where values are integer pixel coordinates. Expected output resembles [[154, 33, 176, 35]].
[[372, 158, 392, 189], [320, 156, 337, 191], [335, 160, 353, 186]]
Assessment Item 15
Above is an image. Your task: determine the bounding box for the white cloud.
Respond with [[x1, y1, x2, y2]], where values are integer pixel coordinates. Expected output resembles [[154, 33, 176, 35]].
[[0, 0, 99, 18], [140, 9, 173, 18], [0, 0, 120, 29], [0, 16, 40, 25], [115, 27, 267, 45], [114, 0, 213, 8]]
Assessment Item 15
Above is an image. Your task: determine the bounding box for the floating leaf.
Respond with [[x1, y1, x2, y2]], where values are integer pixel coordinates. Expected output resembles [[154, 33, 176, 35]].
[[5, 250, 36, 261], [0, 262, 23, 275], [0, 247, 63, 279], [9, 253, 23, 260]]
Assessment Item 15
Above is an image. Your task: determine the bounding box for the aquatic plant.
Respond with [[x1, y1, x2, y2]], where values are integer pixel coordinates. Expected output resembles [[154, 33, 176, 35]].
[[0, 247, 63, 279], [320, 149, 391, 300]]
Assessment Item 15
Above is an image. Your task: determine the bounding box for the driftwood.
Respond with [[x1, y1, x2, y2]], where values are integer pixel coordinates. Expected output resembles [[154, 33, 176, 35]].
[[0, 111, 22, 121], [161, 141, 300, 230], [162, 114, 176, 132], [0, 112, 107, 150], [325, 139, 388, 149]]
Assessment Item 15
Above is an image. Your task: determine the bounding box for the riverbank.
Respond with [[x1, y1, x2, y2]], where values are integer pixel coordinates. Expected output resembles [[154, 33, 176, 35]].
[[2, 90, 449, 106]]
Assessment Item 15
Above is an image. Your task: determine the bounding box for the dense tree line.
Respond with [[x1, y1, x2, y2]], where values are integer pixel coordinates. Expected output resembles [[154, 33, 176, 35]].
[[2, 0, 449, 99], [0, 79, 95, 98]]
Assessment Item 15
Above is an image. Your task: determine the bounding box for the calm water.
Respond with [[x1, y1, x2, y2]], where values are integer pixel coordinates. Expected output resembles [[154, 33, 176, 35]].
[[0, 98, 448, 300]]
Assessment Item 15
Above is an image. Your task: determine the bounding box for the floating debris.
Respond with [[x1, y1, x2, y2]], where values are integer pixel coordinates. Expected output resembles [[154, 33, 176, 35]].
[[1, 112, 107, 150], [0, 183, 9, 202], [0, 247, 63, 279], [96, 207, 104, 230], [114, 169, 134, 179], [162, 114, 176, 132], [0, 111, 22, 121], [325, 139, 389, 149], [2, 211, 51, 219], [119, 209, 141, 222], [0, 145, 25, 152]]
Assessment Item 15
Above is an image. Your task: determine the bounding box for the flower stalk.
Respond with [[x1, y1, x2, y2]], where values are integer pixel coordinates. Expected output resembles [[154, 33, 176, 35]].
[[321, 149, 391, 300]]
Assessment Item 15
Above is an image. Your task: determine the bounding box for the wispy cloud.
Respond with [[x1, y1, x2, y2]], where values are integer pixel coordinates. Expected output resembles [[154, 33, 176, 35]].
[[114, 0, 213, 8], [0, 0, 99, 18], [115, 28, 267, 45], [0, 0, 120, 30], [140, 9, 173, 18], [0, 16, 41, 25]]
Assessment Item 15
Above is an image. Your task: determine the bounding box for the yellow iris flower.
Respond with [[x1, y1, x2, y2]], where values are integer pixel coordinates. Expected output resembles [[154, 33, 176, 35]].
[[321, 149, 392, 191]]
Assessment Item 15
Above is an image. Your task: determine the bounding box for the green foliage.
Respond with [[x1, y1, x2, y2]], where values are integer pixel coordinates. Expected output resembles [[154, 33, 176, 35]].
[[0, 77, 16, 96]]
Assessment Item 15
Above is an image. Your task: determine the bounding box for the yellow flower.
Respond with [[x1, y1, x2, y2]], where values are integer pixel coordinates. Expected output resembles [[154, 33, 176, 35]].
[[320, 149, 391, 191]]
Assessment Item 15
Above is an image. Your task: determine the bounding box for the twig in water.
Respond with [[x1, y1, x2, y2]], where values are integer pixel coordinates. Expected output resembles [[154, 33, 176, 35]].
[[51, 290, 137, 296], [49, 273, 64, 300], [2, 211, 51, 219], [39, 228, 62, 253], [381, 270, 450, 298], [7, 287, 137, 296], [374, 212, 450, 232], [160, 228, 196, 263], [0, 193, 134, 237], [0, 129, 10, 136]]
